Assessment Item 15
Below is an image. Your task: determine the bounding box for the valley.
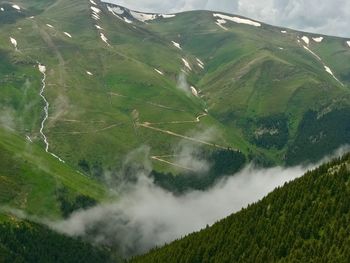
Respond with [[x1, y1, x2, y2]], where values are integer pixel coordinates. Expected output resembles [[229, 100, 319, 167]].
[[0, 0, 350, 261]]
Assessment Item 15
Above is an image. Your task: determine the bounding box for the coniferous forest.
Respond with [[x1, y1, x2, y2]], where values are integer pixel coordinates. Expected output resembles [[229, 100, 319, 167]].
[[132, 154, 350, 263], [0, 219, 118, 263]]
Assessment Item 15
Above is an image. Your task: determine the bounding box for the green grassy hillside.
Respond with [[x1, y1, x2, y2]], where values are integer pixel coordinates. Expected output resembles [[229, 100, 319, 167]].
[[132, 153, 350, 263], [0, 128, 106, 218], [0, 0, 350, 182], [1, 1, 350, 261], [1, 0, 350, 184]]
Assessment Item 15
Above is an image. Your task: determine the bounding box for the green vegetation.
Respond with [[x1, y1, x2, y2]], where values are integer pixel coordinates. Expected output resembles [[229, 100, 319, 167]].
[[0, 215, 117, 263], [286, 108, 350, 165], [132, 154, 350, 263], [1, 0, 350, 185], [0, 1, 350, 261], [0, 128, 106, 218], [152, 148, 246, 193]]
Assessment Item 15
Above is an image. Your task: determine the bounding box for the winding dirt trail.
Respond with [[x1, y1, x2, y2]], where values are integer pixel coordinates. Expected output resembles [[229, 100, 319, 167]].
[[151, 156, 195, 171], [109, 92, 186, 112], [51, 123, 123, 135], [139, 115, 227, 150]]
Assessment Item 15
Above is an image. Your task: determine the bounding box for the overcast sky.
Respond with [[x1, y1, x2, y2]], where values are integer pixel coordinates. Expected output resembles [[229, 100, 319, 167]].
[[104, 0, 350, 38]]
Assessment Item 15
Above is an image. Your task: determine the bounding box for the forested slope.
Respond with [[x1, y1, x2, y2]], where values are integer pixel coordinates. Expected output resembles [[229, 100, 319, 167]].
[[133, 154, 350, 263], [0, 215, 118, 263]]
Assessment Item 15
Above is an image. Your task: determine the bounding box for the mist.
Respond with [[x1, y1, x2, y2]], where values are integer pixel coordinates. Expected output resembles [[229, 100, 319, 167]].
[[51, 144, 350, 257], [172, 128, 219, 173], [53, 149, 313, 257], [176, 72, 191, 95]]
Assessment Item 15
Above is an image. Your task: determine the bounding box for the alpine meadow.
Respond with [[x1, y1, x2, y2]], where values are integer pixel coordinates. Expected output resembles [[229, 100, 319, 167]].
[[0, 0, 350, 262]]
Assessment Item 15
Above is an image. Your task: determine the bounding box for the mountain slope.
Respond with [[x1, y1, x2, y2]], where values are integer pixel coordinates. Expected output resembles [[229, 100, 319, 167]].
[[132, 153, 350, 262], [0, 127, 106, 218], [0, 214, 117, 262], [1, 0, 350, 185]]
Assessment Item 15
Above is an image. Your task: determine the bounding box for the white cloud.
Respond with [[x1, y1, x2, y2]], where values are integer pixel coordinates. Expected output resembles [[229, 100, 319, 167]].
[[53, 165, 308, 257]]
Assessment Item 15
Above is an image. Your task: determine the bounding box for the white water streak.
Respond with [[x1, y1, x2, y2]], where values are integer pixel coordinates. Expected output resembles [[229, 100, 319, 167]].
[[38, 64, 65, 163]]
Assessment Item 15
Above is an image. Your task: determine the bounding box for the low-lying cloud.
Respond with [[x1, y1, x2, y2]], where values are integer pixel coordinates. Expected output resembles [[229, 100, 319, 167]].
[[5, 140, 347, 258], [53, 150, 310, 257], [172, 128, 218, 173], [52, 144, 350, 257], [176, 72, 191, 95]]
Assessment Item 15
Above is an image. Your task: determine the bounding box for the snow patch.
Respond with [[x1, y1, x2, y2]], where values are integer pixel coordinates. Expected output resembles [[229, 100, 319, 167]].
[[301, 36, 310, 45], [154, 69, 164, 75], [90, 0, 97, 5], [171, 41, 182, 50], [63, 32, 72, 38], [303, 45, 322, 61], [215, 19, 228, 30], [106, 5, 175, 23], [312, 37, 323, 43], [100, 33, 109, 45], [213, 13, 261, 27], [196, 58, 204, 65], [12, 5, 20, 11], [182, 58, 192, 71], [324, 66, 333, 75], [197, 63, 204, 69], [38, 64, 46, 73], [278, 47, 284, 50], [108, 6, 124, 15], [1, 7, 4, 11], [301, 44, 343, 86], [95, 24, 103, 30], [92, 14, 100, 20], [346, 41, 350, 47], [91, 6, 101, 14], [281, 30, 287, 34], [130, 10, 157, 22], [191, 86, 198, 97], [196, 58, 204, 69], [46, 24, 54, 28], [26, 135, 32, 143], [86, 71, 93, 76], [10, 37, 17, 49], [123, 17, 132, 24], [162, 14, 176, 18], [107, 5, 125, 22], [323, 64, 343, 86]]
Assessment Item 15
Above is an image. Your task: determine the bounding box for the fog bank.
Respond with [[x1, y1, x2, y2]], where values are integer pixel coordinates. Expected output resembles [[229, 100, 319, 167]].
[[52, 145, 350, 257]]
